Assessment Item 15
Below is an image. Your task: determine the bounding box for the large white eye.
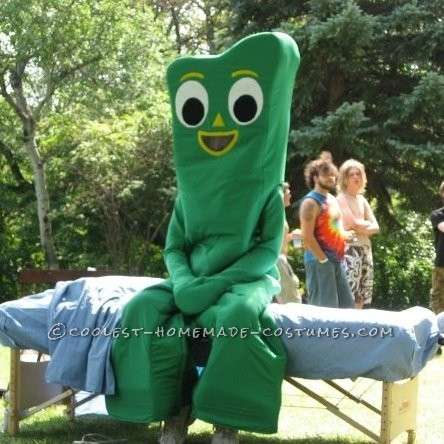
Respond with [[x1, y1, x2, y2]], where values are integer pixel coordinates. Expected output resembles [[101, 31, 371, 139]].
[[175, 80, 209, 128], [228, 77, 263, 125]]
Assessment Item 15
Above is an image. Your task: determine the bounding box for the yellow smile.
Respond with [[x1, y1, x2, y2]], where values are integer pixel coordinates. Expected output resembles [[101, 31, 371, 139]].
[[198, 130, 239, 157]]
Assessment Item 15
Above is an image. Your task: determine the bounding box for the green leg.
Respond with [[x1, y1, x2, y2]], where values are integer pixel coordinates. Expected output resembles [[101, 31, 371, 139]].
[[106, 280, 192, 423], [192, 277, 286, 434]]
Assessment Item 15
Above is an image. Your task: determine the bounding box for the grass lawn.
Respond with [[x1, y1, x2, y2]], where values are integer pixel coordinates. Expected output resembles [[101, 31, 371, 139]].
[[0, 345, 442, 443]]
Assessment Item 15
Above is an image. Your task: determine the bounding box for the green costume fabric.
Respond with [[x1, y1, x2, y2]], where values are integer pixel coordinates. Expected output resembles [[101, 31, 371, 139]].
[[106, 32, 300, 434]]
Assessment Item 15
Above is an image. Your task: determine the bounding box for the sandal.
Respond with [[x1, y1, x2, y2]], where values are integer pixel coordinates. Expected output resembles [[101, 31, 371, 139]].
[[73, 434, 128, 444]]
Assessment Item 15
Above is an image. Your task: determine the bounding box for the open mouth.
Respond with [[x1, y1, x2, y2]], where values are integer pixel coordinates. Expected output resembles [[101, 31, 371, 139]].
[[198, 130, 239, 156]]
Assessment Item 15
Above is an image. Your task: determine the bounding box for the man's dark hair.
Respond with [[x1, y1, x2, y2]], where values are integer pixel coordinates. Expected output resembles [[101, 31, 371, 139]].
[[303, 151, 338, 189]]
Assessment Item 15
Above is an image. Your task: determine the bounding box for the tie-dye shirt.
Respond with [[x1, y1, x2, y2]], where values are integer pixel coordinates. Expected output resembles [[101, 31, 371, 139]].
[[304, 191, 346, 262]]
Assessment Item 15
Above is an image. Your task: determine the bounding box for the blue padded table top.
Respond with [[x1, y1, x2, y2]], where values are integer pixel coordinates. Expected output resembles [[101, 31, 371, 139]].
[[0, 276, 440, 394]]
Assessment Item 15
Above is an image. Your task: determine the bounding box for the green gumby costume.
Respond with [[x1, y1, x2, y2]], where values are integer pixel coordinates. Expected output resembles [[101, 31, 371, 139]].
[[106, 32, 300, 433]]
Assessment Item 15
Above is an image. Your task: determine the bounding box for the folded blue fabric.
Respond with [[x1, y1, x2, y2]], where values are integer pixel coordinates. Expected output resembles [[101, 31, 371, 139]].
[[0, 289, 53, 352], [47, 276, 161, 394], [269, 303, 439, 381]]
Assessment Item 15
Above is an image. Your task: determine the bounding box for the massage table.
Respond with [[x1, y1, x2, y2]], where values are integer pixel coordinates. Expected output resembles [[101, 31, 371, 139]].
[[0, 272, 442, 442]]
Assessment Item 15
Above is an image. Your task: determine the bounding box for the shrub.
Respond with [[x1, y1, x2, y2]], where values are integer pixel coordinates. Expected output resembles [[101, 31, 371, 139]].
[[372, 212, 434, 310]]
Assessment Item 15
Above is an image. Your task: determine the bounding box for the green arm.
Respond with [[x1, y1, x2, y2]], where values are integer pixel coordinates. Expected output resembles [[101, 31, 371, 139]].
[[165, 189, 284, 315]]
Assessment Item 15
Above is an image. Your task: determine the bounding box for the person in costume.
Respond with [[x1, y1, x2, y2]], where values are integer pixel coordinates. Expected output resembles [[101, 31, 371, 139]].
[[106, 32, 300, 444]]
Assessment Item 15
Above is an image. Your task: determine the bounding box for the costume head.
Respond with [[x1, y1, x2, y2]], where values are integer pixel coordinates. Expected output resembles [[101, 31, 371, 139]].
[[167, 32, 300, 202], [165, 33, 300, 279]]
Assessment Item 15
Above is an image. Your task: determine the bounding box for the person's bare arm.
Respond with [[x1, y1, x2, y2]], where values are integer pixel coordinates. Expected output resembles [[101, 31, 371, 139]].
[[300, 198, 328, 262], [358, 198, 380, 235], [281, 220, 290, 255]]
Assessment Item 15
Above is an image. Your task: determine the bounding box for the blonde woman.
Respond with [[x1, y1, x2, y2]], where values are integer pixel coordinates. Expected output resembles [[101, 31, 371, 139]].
[[337, 159, 380, 309]]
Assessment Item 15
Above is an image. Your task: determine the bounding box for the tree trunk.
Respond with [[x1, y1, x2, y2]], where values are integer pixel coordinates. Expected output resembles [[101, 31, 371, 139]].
[[328, 69, 345, 111], [2, 63, 59, 269], [23, 118, 59, 269]]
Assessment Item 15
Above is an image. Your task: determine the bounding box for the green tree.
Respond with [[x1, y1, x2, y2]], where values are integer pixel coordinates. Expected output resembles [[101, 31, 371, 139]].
[[0, 1, 141, 267], [225, 0, 443, 308], [226, 0, 444, 219], [48, 108, 175, 275], [151, 0, 230, 54], [0, 1, 175, 273], [34, 3, 176, 275]]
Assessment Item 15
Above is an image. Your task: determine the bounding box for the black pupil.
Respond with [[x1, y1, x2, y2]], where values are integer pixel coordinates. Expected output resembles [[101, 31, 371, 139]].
[[183, 98, 204, 126], [234, 95, 257, 122]]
